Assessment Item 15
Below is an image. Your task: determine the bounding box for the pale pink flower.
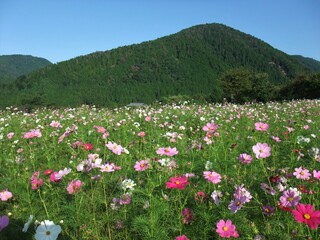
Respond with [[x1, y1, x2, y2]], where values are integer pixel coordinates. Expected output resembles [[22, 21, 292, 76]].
[[203, 122, 218, 133], [271, 136, 281, 142], [66, 180, 82, 194], [106, 141, 123, 155], [252, 143, 271, 159], [138, 131, 146, 137], [313, 170, 320, 180], [0, 190, 13, 201], [203, 171, 221, 184], [50, 172, 63, 183], [100, 163, 115, 172], [50, 120, 62, 128], [293, 167, 311, 180], [94, 125, 106, 133], [145, 116, 151, 122], [7, 132, 14, 139], [156, 147, 178, 157], [254, 122, 269, 131], [134, 159, 149, 171], [303, 125, 310, 130]]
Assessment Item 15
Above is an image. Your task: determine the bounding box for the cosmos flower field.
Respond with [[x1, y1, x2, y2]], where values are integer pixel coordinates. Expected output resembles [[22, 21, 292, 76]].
[[0, 99, 320, 239]]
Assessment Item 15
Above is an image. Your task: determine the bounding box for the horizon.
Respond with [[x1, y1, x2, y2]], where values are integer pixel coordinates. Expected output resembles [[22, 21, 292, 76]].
[[1, 0, 319, 63]]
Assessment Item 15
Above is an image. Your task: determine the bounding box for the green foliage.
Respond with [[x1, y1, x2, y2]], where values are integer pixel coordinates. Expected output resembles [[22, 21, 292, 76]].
[[0, 24, 317, 108], [0, 55, 52, 82], [279, 73, 320, 100]]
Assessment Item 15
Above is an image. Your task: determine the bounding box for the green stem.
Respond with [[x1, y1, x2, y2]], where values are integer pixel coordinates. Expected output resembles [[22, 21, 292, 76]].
[[38, 190, 49, 218]]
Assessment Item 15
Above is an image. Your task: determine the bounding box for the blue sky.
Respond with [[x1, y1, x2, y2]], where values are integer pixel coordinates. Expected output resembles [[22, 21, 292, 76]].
[[1, 0, 319, 63]]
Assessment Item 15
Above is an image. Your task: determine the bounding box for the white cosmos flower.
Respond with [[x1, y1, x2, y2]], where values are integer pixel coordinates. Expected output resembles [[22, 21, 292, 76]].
[[22, 215, 33, 232], [35, 220, 61, 240]]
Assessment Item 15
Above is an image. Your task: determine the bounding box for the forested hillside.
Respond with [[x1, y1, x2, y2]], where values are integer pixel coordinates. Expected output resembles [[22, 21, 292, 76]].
[[0, 55, 52, 82], [0, 24, 318, 108]]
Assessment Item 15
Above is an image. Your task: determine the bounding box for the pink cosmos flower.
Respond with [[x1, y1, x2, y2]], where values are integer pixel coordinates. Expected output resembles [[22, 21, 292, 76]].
[[292, 203, 320, 229], [66, 180, 82, 194], [138, 131, 146, 137], [254, 122, 269, 131], [203, 122, 218, 133], [145, 116, 151, 122], [0, 190, 13, 201], [238, 153, 253, 164], [182, 208, 193, 224], [82, 143, 93, 151], [49, 120, 62, 128], [293, 167, 311, 180], [100, 163, 115, 172], [31, 178, 43, 190], [313, 170, 320, 180], [44, 169, 54, 175], [106, 141, 123, 155], [303, 125, 310, 130], [7, 132, 14, 139], [203, 171, 221, 184], [271, 136, 281, 142], [94, 125, 106, 133], [280, 188, 301, 208], [156, 147, 178, 157], [175, 235, 190, 240], [166, 176, 189, 190], [134, 159, 149, 171], [252, 143, 271, 159], [216, 219, 239, 238], [0, 215, 9, 231]]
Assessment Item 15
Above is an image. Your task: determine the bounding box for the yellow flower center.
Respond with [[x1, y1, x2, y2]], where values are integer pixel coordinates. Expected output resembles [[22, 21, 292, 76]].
[[223, 226, 228, 231], [175, 181, 180, 185], [304, 214, 311, 220]]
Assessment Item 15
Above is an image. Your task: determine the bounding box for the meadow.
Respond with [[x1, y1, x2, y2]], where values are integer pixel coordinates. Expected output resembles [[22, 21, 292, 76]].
[[0, 99, 319, 239]]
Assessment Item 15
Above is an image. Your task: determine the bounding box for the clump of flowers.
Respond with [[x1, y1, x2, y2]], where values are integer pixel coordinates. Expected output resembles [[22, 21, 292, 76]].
[[30, 172, 43, 190], [66, 180, 82, 194], [228, 184, 252, 213], [106, 141, 125, 155], [182, 208, 193, 224], [24, 129, 42, 139], [216, 219, 239, 238]]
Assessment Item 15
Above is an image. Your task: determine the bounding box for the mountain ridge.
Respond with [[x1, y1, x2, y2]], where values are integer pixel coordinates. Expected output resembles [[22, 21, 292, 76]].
[[0, 23, 318, 108]]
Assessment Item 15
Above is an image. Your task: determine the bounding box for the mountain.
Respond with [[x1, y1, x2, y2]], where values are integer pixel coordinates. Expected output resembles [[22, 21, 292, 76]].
[[291, 55, 320, 72], [0, 54, 52, 82], [0, 23, 316, 108]]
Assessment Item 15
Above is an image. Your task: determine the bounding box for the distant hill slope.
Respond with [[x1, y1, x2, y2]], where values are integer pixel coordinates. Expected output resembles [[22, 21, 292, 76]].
[[291, 55, 320, 72], [0, 23, 316, 107], [0, 54, 52, 82]]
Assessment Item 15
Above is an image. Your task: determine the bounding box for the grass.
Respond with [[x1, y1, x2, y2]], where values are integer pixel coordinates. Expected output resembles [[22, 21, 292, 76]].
[[0, 99, 319, 239]]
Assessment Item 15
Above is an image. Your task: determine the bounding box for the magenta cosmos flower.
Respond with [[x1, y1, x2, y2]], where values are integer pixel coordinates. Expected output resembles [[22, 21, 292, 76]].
[[313, 170, 320, 180], [203, 171, 221, 184], [292, 203, 320, 229], [216, 219, 239, 238], [254, 122, 269, 131], [175, 235, 189, 240], [134, 159, 149, 171], [166, 176, 189, 190], [156, 147, 178, 157], [252, 143, 271, 159], [293, 167, 311, 180]]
